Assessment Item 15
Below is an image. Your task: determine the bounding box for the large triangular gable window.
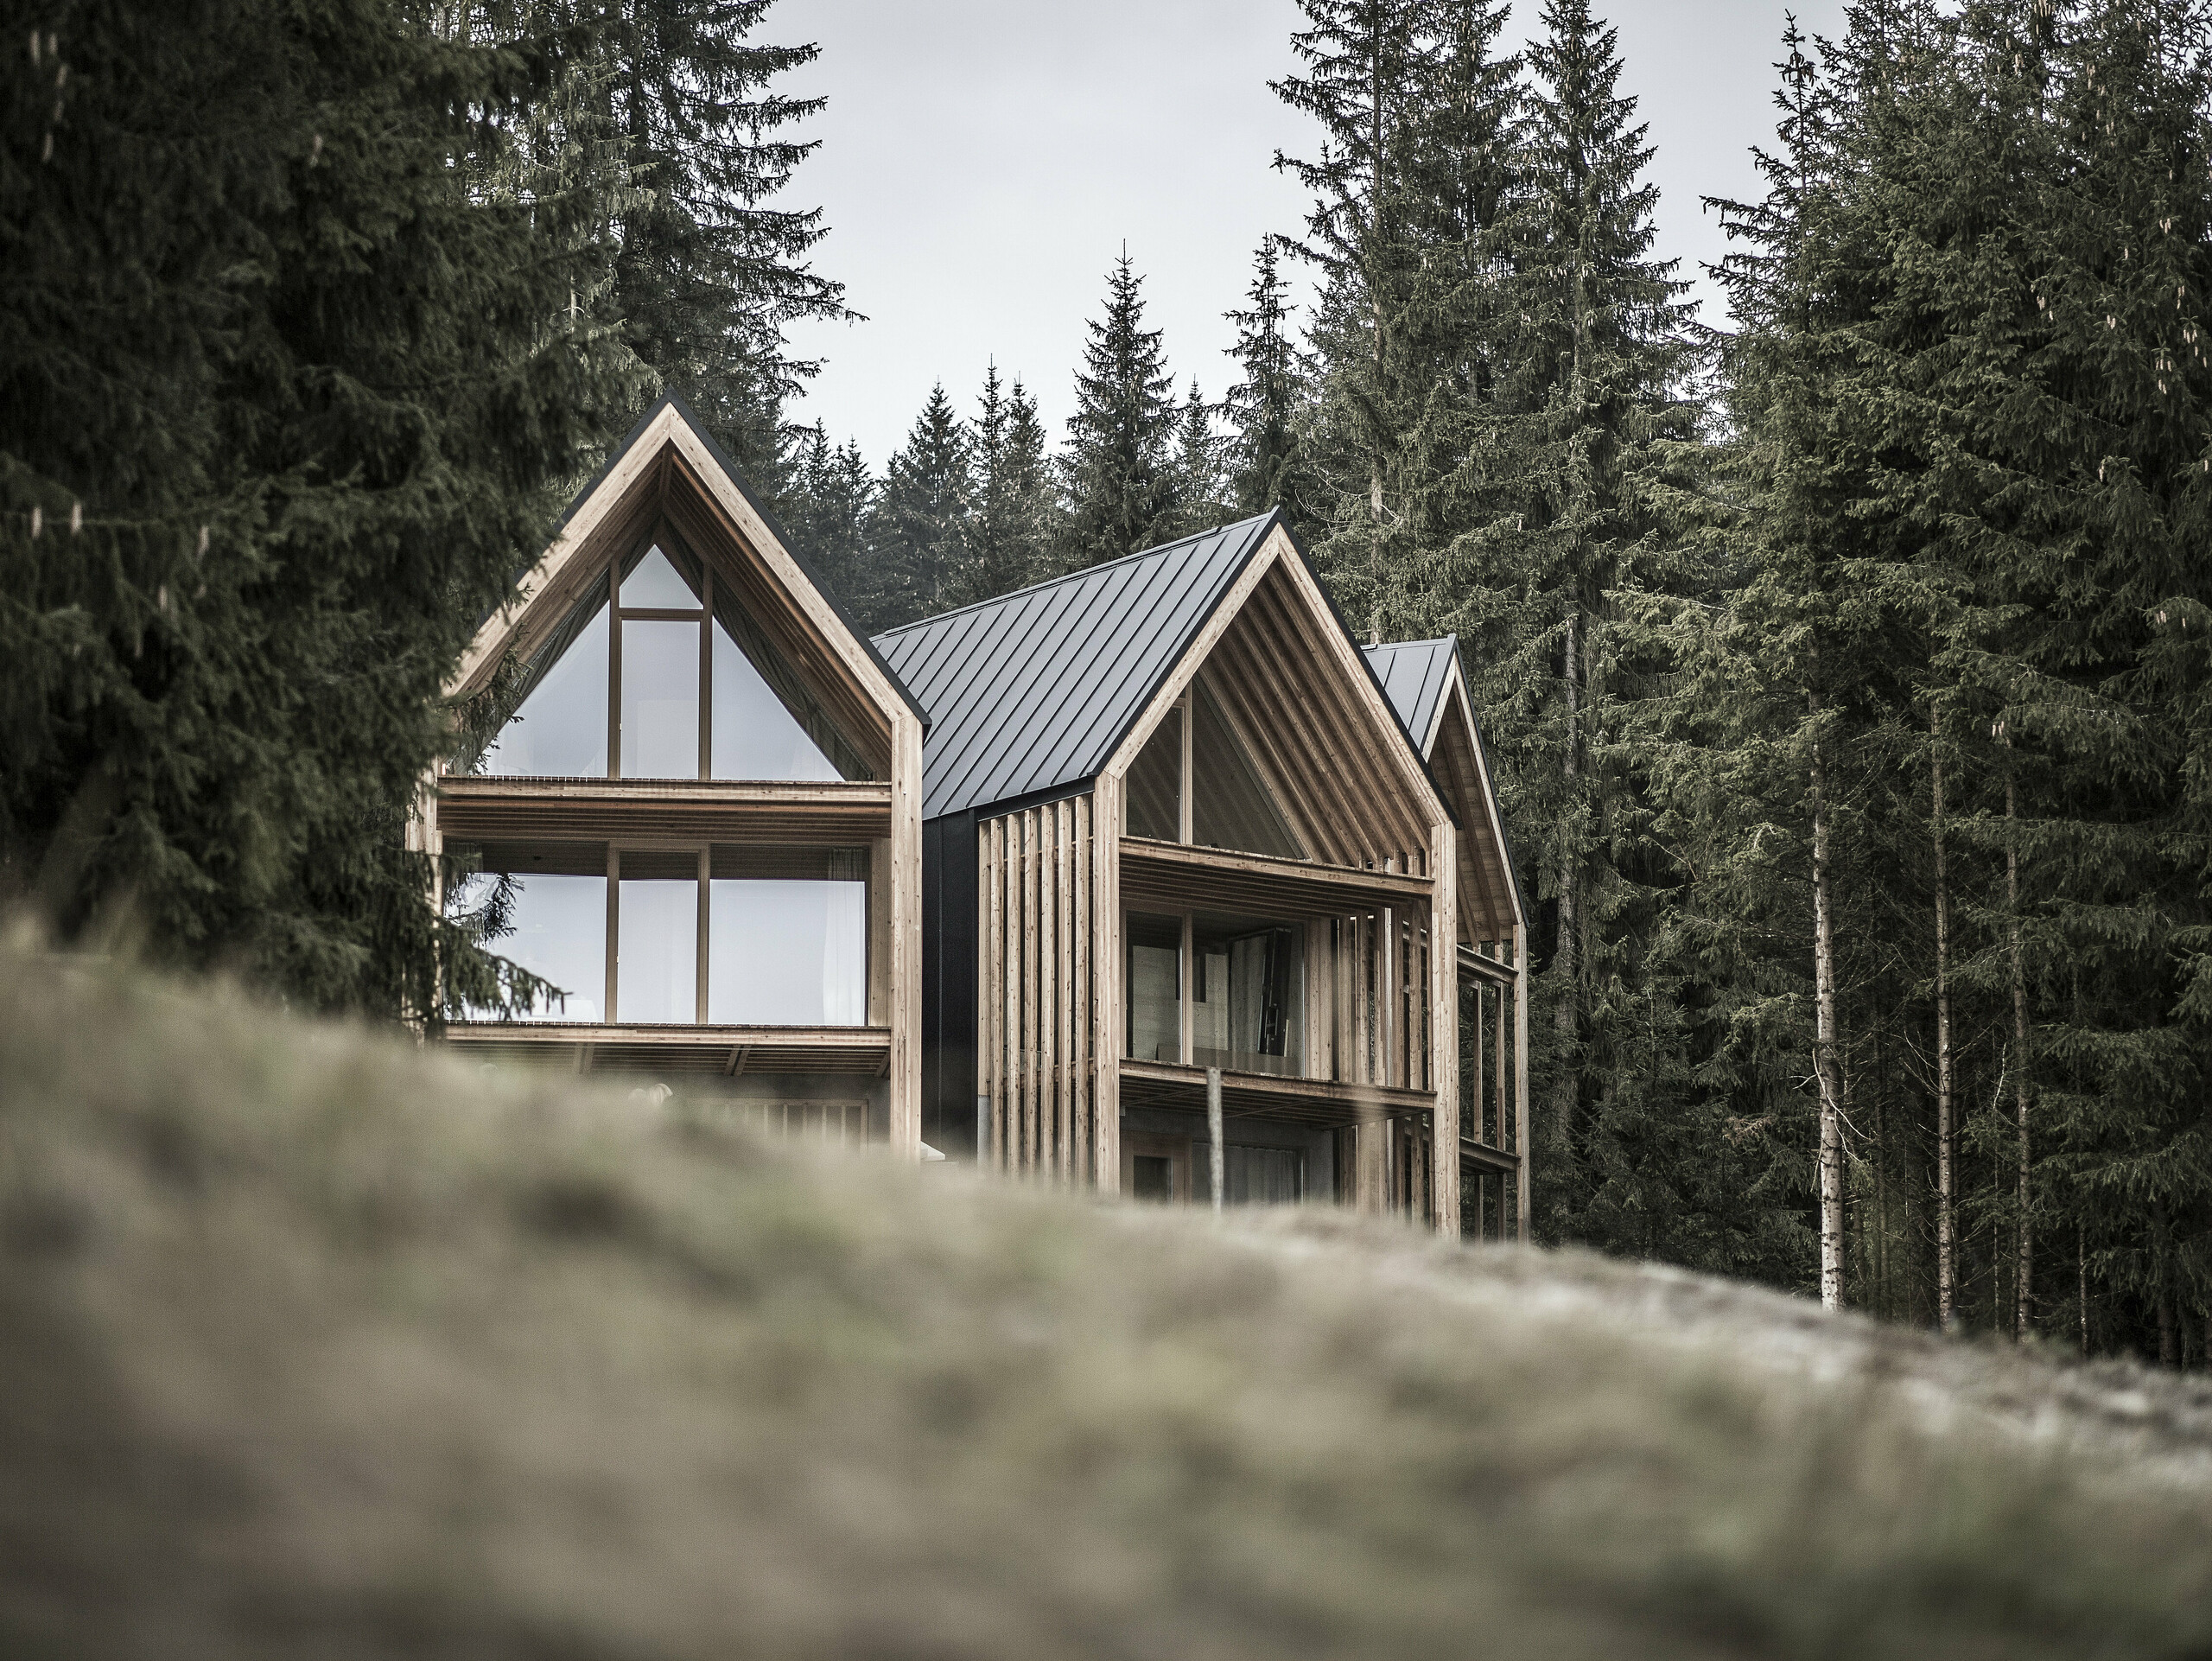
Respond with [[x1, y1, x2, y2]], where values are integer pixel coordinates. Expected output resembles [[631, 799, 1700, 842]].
[[473, 540, 873, 781], [1124, 670, 1303, 860]]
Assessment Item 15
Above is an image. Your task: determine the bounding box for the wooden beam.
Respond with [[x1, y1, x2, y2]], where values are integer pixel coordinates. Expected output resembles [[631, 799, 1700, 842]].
[[1429, 817, 1459, 1237], [1092, 776, 1122, 1193], [447, 1022, 893, 1049], [887, 712, 923, 1161], [1120, 837, 1433, 919], [1515, 925, 1531, 1241]]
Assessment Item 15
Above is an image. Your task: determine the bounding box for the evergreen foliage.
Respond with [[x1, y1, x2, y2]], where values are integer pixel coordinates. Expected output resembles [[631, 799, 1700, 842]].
[[0, 0, 643, 1019], [959, 366, 1059, 607], [589, 0, 852, 480], [869, 383, 974, 629], [1061, 252, 1179, 570], [1169, 380, 1230, 537], [1223, 240, 1319, 523]]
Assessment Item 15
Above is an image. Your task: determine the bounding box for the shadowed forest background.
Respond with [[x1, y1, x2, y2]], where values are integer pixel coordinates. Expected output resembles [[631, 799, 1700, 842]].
[[6, 0, 2212, 1365]]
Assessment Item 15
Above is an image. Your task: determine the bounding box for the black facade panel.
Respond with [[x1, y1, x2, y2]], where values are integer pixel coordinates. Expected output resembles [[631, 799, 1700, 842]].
[[920, 811, 981, 1159]]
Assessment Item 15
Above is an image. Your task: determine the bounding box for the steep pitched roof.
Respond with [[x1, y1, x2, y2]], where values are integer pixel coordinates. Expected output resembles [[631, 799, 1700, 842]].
[[1363, 636, 1458, 753], [872, 515, 1277, 821]]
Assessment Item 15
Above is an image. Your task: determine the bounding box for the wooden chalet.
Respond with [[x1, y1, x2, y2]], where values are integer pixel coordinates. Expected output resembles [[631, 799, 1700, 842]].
[[419, 397, 928, 1154], [877, 514, 1530, 1238]]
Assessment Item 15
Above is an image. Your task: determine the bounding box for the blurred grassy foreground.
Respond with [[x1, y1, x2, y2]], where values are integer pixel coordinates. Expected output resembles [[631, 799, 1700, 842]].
[[4, 947, 2212, 1660]]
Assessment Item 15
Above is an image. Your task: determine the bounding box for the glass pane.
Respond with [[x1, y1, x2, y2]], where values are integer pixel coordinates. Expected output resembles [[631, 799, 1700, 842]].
[[1192, 913, 1302, 1076], [1125, 912, 1182, 1061], [620, 546, 699, 609], [1192, 680, 1302, 857], [1224, 1145, 1303, 1205], [616, 876, 696, 1022], [620, 620, 701, 779], [480, 606, 608, 777], [1125, 708, 1181, 839], [1132, 1155, 1175, 1202], [709, 880, 867, 1025], [712, 620, 842, 781], [454, 871, 605, 1021]]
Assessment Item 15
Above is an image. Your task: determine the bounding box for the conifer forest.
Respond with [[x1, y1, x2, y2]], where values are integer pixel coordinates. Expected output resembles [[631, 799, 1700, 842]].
[[9, 0, 2212, 1367]]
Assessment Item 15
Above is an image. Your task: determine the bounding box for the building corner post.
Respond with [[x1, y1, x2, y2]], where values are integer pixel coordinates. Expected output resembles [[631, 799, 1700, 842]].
[[1429, 819, 1459, 1238], [890, 714, 925, 1161]]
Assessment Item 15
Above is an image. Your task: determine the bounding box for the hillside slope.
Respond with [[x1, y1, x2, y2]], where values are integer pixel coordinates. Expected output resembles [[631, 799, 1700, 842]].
[[3, 944, 2209, 1659]]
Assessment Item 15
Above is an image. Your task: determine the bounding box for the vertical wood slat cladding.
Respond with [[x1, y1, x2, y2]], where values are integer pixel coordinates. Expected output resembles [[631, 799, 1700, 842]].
[[978, 798, 1097, 1184]]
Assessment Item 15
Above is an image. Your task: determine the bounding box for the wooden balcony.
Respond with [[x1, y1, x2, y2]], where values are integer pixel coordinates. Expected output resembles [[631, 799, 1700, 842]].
[[443, 1021, 892, 1077], [435, 775, 894, 844], [1118, 1057, 1434, 1130], [1119, 836, 1433, 920]]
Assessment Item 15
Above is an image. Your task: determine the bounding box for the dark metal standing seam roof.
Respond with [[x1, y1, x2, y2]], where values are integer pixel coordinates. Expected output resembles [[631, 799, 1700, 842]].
[[872, 514, 1278, 821], [1362, 636, 1459, 753]]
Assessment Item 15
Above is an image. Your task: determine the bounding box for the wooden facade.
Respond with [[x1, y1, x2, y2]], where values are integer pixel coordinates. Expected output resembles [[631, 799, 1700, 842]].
[[930, 524, 1529, 1238], [425, 419, 1528, 1233], [419, 398, 927, 1155]]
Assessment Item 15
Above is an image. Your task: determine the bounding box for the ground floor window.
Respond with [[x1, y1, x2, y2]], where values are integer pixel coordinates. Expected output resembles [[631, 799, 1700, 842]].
[[451, 842, 868, 1026]]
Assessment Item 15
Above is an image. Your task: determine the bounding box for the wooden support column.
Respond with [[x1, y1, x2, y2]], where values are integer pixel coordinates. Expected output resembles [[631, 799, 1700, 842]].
[[1428, 818, 1459, 1237], [1092, 777, 1122, 1193], [1515, 925, 1532, 1240], [868, 837, 892, 1026], [888, 713, 924, 1161]]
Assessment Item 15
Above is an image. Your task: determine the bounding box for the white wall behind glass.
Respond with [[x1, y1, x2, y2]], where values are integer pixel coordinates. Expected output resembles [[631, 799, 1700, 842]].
[[617, 877, 696, 1021], [621, 547, 698, 608], [709, 880, 865, 1024], [621, 620, 700, 779], [480, 608, 608, 777], [454, 873, 606, 1021], [711, 623, 842, 781]]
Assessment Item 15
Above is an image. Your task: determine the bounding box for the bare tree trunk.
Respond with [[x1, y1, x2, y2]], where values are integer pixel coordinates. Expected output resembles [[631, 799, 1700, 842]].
[[2078, 1224, 2089, 1356], [1933, 721, 1956, 1330], [2158, 1280, 2178, 1367], [1810, 687, 1844, 1312], [1553, 608, 1580, 1149], [2006, 769, 2032, 1339]]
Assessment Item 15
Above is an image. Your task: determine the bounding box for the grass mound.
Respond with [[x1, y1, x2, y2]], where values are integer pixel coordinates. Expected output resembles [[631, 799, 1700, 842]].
[[3, 946, 2210, 1659]]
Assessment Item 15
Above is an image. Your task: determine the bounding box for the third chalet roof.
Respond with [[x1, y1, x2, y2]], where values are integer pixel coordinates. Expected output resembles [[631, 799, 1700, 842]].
[[873, 514, 1277, 821], [1362, 636, 1459, 754]]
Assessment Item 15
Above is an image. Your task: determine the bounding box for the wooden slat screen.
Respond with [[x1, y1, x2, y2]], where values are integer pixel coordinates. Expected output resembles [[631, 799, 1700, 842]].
[[977, 796, 1096, 1184]]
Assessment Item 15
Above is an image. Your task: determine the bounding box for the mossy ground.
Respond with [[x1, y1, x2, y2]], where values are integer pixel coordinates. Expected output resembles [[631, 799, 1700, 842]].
[[3, 944, 2210, 1659]]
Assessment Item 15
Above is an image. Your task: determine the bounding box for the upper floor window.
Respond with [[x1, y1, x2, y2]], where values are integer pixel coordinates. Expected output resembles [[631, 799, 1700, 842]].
[[1123, 672, 1302, 859], [474, 543, 874, 781]]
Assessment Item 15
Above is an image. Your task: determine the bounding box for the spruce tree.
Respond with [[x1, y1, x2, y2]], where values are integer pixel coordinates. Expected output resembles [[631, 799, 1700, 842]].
[[955, 365, 1058, 606], [783, 423, 875, 617], [592, 0, 851, 479], [0, 0, 640, 1018], [1222, 239, 1316, 521], [1170, 381, 1229, 535], [1061, 251, 1179, 569], [871, 383, 974, 627]]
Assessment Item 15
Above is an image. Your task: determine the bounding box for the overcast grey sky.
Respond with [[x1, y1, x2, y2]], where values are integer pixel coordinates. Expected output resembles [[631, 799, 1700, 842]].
[[773, 0, 1850, 468]]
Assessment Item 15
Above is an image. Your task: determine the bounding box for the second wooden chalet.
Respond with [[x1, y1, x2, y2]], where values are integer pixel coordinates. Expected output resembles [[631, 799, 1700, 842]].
[[876, 515, 1529, 1238]]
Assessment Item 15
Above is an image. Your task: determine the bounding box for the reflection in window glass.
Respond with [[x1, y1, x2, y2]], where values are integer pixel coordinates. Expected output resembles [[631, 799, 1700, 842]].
[[454, 872, 606, 1021], [620, 546, 698, 608], [480, 606, 608, 777], [712, 621, 842, 781], [1192, 913, 1302, 1077], [621, 619, 701, 779], [616, 876, 696, 1022], [1125, 912, 1183, 1061], [1125, 708, 1181, 839], [709, 880, 866, 1025]]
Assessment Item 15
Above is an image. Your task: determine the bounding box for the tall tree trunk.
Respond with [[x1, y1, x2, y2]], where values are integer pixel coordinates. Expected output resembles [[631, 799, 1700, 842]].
[[2078, 1223, 2089, 1356], [2006, 768, 2032, 1338], [1366, 18, 1385, 643], [1553, 608, 1580, 1149], [2158, 1280, 2178, 1367], [1933, 718, 1956, 1330], [1810, 686, 1844, 1311]]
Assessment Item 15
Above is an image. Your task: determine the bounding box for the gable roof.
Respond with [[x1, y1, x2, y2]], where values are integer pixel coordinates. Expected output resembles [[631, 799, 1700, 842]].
[[873, 514, 1278, 820], [456, 391, 927, 729], [1363, 636, 1458, 754]]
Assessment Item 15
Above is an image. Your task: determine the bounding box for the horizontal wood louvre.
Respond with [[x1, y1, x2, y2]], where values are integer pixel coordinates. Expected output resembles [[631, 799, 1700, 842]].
[[979, 797, 1096, 1184]]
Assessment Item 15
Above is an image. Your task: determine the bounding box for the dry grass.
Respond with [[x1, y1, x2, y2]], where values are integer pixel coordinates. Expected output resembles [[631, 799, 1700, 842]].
[[3, 943, 2210, 1660]]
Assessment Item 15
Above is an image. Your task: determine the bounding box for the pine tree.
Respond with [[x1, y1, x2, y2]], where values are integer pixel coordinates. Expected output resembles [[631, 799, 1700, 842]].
[[593, 0, 851, 478], [872, 383, 974, 627], [0, 0, 641, 1019], [1223, 240, 1316, 521], [1061, 251, 1179, 569]]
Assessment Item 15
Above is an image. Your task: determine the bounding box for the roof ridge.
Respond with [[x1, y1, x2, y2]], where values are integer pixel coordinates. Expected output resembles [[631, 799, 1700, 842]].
[[871, 512, 1275, 644]]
